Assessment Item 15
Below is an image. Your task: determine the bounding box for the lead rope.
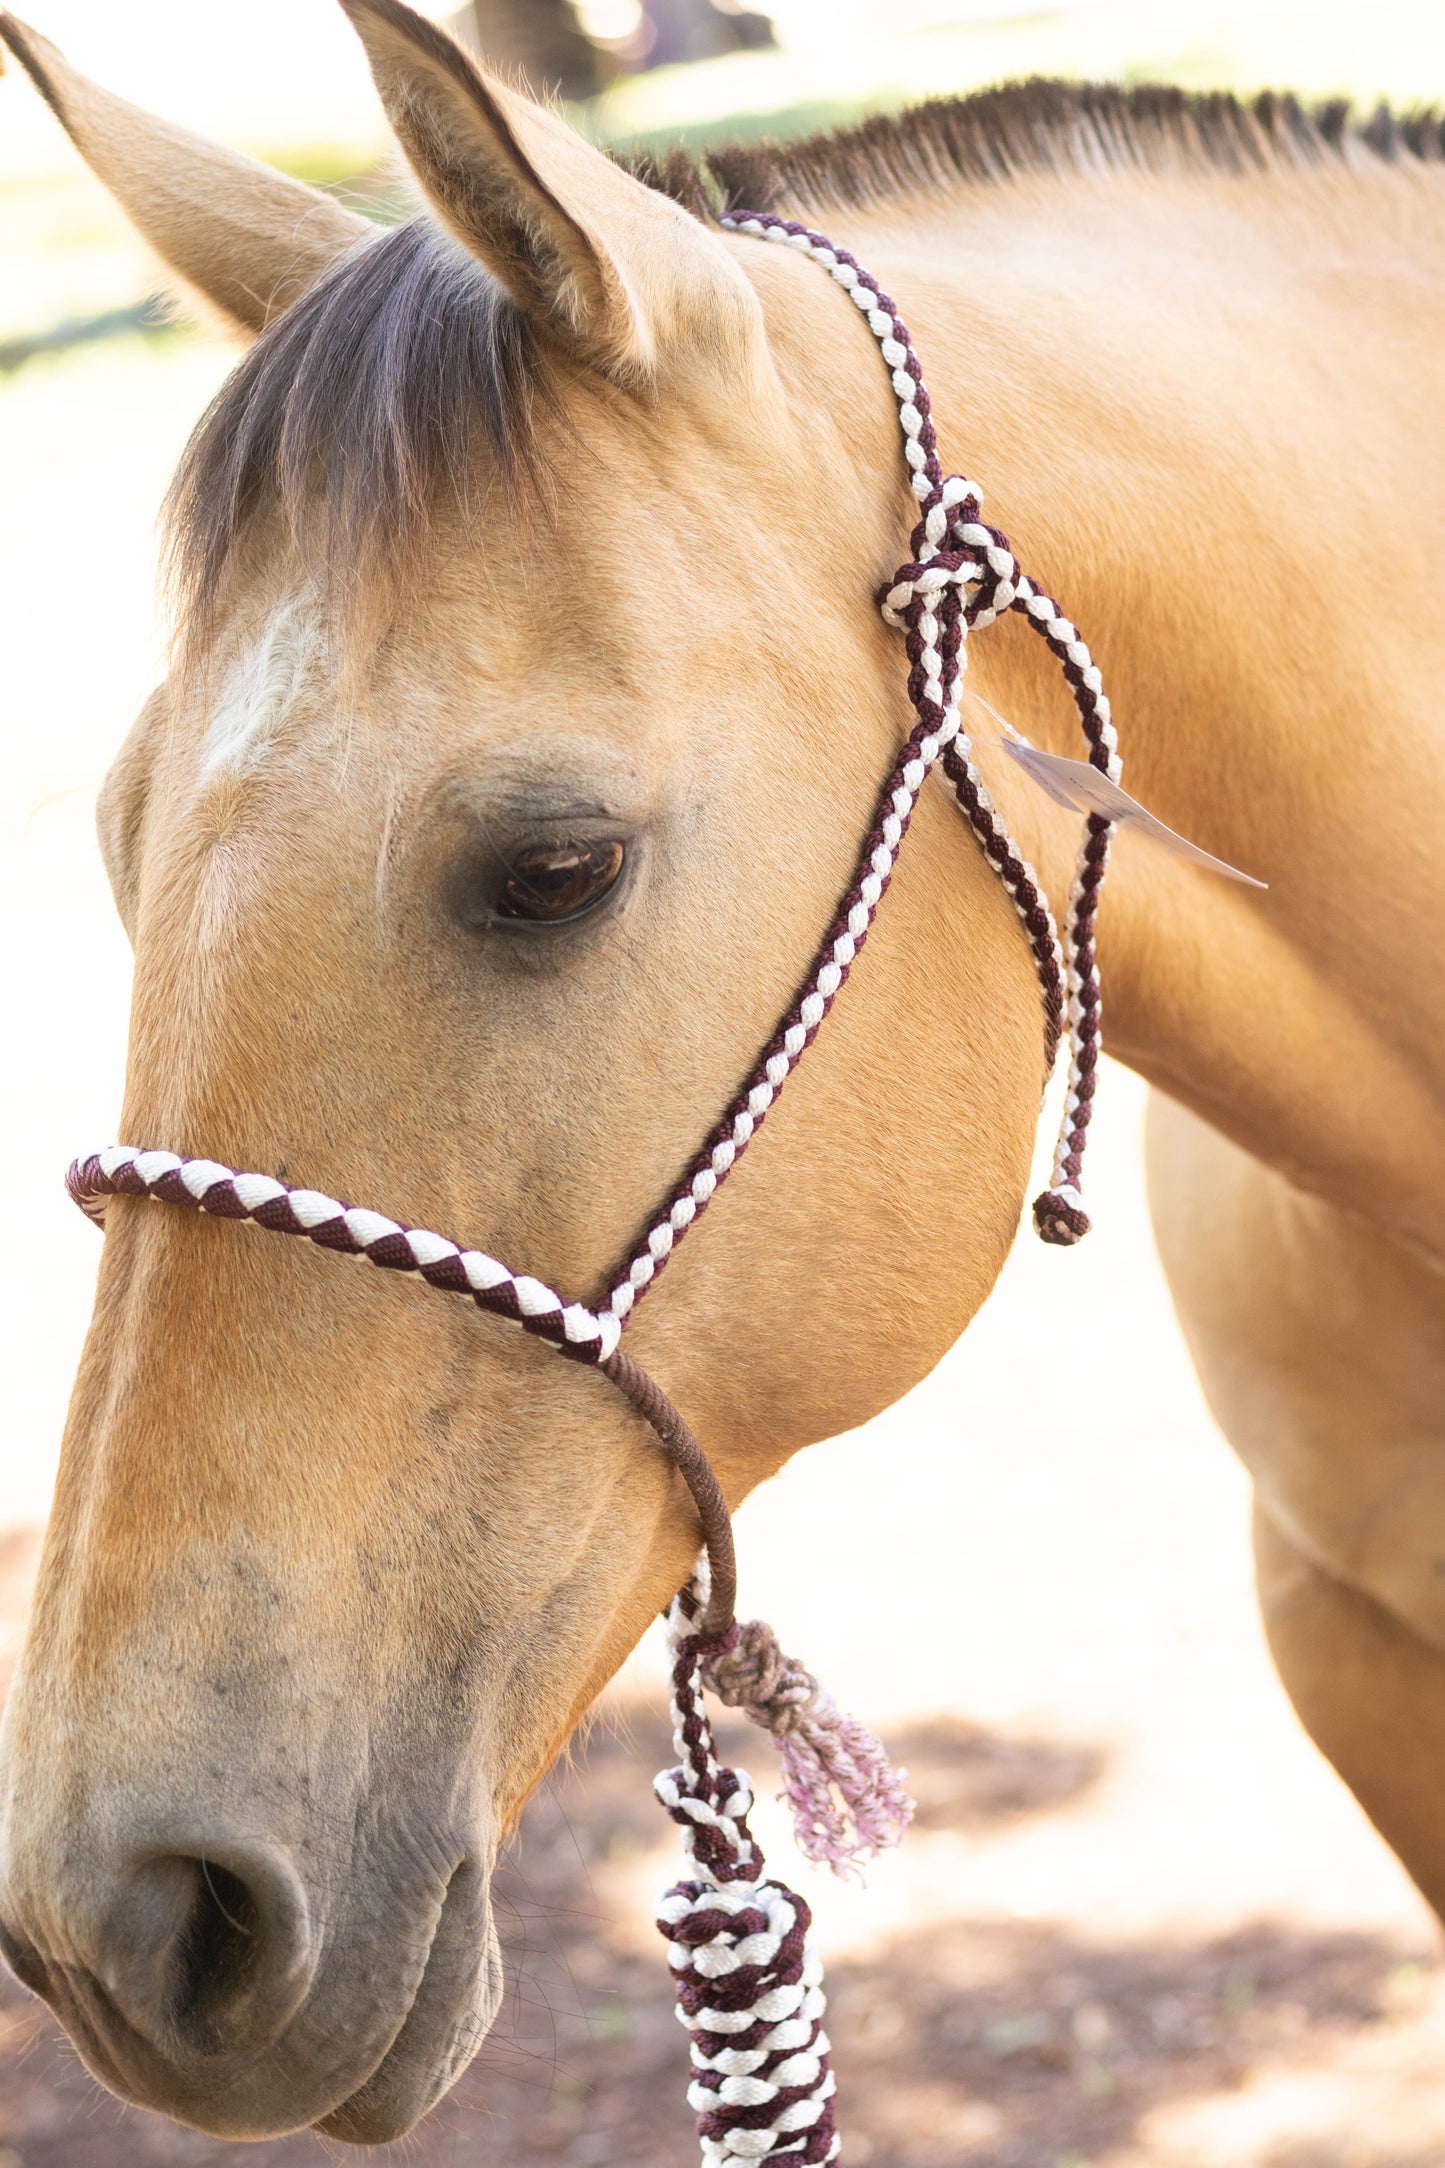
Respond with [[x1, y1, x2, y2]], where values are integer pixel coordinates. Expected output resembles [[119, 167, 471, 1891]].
[[65, 217, 1125, 2168], [655, 1572, 842, 2165]]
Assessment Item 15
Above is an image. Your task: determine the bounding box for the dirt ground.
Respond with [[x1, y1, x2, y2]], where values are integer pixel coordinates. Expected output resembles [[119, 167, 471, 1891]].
[[4, 1647, 1445, 2168]]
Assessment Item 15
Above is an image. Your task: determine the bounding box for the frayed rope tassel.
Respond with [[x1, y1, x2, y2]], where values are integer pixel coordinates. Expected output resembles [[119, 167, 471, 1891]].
[[701, 1617, 913, 1875], [654, 1577, 914, 2163]]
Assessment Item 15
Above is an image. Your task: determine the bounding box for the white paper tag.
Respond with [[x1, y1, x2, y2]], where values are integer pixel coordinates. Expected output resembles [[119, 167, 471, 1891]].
[[975, 701, 1266, 890]]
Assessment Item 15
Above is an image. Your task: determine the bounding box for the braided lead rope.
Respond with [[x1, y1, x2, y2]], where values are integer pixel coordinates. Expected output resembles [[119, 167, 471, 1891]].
[[606, 209, 1121, 1310], [656, 1580, 840, 2165]]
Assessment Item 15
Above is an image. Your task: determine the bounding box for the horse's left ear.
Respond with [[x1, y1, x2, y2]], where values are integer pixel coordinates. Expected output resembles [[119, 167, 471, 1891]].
[[337, 0, 760, 385]]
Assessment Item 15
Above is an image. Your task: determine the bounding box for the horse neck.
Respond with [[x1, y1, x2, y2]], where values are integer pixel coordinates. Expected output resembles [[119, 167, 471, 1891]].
[[830, 163, 1445, 1257]]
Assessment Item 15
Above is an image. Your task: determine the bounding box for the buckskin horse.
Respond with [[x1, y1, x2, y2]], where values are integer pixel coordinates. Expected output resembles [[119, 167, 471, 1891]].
[[2, 0, 1444, 2146]]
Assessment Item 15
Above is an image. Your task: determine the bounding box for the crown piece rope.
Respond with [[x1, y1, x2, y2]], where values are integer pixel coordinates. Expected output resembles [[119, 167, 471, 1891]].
[[702, 210, 1119, 1255], [66, 214, 1126, 2165]]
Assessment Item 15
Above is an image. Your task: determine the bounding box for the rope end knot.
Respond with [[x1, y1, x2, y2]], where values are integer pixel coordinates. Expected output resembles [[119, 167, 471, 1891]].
[[1033, 1185, 1091, 1245], [701, 1616, 914, 1878]]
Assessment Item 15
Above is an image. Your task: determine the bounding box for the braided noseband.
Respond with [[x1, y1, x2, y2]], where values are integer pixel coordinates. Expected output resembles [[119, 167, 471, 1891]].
[[67, 216, 1122, 2165]]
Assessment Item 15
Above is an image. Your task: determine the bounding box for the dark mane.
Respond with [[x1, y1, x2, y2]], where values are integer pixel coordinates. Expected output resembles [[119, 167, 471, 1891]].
[[167, 81, 1444, 648], [644, 79, 1445, 218]]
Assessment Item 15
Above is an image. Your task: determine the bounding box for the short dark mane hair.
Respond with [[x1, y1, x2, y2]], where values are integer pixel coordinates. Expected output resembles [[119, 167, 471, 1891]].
[[167, 80, 1444, 651], [653, 79, 1445, 217]]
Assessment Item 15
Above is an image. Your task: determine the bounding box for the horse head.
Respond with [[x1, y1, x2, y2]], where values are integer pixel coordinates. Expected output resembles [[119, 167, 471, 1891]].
[[0, 0, 1045, 2139]]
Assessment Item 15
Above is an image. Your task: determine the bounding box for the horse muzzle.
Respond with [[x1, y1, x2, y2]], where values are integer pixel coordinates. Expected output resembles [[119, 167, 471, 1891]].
[[0, 1752, 500, 2141]]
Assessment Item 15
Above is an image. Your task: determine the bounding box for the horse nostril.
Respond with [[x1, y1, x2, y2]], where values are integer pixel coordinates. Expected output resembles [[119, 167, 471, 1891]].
[[173, 1857, 261, 2042], [0, 1913, 49, 2000], [103, 1839, 316, 2061]]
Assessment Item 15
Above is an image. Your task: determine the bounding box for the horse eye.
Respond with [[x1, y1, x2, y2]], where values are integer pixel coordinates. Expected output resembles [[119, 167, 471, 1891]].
[[495, 839, 625, 923]]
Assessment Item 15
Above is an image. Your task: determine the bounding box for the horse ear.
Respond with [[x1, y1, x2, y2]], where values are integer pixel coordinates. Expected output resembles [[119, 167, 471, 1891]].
[[0, 13, 371, 334], [337, 0, 757, 383]]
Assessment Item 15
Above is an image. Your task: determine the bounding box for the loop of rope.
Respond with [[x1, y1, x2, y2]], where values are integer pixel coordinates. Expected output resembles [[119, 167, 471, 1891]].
[[719, 212, 1119, 1243]]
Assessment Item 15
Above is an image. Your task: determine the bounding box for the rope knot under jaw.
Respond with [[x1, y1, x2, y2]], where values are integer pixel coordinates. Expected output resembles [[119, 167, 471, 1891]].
[[701, 1617, 812, 1732], [700, 1615, 914, 1879]]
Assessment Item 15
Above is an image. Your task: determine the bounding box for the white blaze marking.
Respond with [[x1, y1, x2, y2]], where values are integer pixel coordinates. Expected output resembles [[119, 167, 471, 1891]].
[[201, 596, 322, 781]]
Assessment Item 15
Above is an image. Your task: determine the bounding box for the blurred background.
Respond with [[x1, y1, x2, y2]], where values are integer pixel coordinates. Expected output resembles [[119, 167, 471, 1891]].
[[4, 3, 1445, 2163]]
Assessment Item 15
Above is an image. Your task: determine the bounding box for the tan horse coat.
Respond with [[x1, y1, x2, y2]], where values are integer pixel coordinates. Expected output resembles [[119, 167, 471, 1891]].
[[1, 0, 1443, 2143]]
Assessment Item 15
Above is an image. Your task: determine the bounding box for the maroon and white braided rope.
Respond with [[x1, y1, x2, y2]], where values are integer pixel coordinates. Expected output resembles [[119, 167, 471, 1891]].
[[605, 209, 1119, 1306], [69, 214, 1122, 1389], [656, 1581, 840, 2166], [67, 1144, 623, 1360], [67, 217, 1128, 2166]]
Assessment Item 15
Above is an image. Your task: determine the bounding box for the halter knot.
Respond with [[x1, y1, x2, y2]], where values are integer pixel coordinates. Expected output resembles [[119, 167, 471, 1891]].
[[877, 547, 983, 628], [702, 1616, 810, 1729], [883, 479, 1024, 624]]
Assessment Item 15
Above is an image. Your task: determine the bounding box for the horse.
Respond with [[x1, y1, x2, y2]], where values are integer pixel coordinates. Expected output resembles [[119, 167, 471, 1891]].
[[1, 0, 1443, 2145]]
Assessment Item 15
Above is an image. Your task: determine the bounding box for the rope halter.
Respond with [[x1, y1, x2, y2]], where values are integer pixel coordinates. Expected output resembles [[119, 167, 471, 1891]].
[[65, 212, 1125, 2166]]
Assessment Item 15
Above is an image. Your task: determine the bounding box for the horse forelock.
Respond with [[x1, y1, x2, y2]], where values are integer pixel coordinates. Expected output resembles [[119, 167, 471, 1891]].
[[163, 216, 556, 668]]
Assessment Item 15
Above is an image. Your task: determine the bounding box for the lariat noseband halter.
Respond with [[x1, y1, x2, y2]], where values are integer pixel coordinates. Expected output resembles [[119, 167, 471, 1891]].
[[68, 213, 1121, 2166]]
